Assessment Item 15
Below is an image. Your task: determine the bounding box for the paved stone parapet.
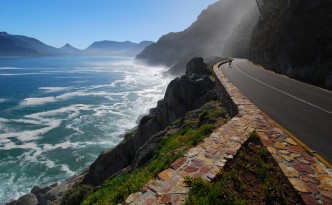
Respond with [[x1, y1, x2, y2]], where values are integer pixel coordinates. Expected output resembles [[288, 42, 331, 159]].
[[124, 62, 332, 204]]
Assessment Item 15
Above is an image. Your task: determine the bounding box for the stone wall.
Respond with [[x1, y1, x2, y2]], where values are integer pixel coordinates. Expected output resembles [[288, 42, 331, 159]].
[[213, 61, 238, 117]]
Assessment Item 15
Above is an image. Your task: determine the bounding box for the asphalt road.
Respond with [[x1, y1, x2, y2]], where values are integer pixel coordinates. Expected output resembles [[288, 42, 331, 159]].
[[222, 59, 332, 164]]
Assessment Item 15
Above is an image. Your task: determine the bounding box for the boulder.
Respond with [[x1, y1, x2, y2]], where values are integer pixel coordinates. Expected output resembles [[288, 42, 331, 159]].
[[16, 193, 37, 205], [159, 75, 214, 125], [185, 57, 209, 76], [83, 135, 136, 186], [39, 180, 75, 205], [31, 185, 51, 202]]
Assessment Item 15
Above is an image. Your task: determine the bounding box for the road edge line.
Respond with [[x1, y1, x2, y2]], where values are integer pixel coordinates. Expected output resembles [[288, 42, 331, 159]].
[[247, 60, 332, 94], [261, 111, 332, 169]]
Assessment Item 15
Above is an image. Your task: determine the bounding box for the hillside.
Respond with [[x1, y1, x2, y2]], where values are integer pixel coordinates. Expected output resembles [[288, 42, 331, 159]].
[[249, 0, 332, 89], [136, 0, 257, 74], [0, 32, 61, 57], [223, 6, 259, 58], [85, 40, 153, 56]]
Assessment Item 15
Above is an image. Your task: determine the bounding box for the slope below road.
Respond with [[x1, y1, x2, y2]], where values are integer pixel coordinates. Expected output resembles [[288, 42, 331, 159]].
[[222, 59, 332, 164]]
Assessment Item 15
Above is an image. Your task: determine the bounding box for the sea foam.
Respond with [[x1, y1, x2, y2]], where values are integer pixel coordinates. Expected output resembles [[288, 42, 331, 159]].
[[0, 57, 172, 204]]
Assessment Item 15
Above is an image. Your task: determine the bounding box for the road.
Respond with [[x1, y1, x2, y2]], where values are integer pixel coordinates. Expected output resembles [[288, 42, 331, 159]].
[[222, 59, 332, 164]]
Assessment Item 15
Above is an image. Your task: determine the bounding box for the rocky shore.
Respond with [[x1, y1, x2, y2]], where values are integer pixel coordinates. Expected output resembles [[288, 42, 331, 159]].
[[6, 57, 221, 205]]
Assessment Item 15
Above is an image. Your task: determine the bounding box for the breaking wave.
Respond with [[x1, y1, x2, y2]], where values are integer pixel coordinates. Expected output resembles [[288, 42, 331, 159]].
[[0, 56, 171, 203]]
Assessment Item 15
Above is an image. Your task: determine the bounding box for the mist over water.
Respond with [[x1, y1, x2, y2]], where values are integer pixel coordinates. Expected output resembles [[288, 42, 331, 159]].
[[0, 56, 171, 203]]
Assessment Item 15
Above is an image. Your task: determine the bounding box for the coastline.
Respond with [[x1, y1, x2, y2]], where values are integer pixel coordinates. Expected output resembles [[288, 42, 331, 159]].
[[0, 57, 171, 205], [5, 57, 220, 205]]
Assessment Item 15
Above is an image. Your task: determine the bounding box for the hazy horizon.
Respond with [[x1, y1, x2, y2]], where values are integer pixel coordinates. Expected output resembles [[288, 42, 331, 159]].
[[1, 0, 217, 49]]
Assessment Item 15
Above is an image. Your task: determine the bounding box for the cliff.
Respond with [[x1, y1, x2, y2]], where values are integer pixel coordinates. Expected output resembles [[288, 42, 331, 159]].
[[136, 0, 256, 74], [83, 61, 216, 186], [249, 0, 332, 89]]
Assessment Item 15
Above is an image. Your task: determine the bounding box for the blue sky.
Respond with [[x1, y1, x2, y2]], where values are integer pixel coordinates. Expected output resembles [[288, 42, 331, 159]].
[[0, 0, 217, 49]]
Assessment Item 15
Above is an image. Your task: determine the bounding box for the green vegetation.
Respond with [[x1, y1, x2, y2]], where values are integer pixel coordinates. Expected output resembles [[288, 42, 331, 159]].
[[207, 65, 216, 82], [207, 65, 214, 73], [81, 102, 228, 205], [185, 175, 247, 205], [62, 185, 93, 205], [185, 132, 302, 205]]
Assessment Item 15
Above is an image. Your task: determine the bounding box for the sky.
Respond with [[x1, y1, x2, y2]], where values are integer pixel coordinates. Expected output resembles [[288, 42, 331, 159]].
[[0, 0, 218, 49]]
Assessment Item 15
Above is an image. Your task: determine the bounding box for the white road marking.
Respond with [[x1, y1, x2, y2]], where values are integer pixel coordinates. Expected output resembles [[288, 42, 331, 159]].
[[233, 62, 332, 116]]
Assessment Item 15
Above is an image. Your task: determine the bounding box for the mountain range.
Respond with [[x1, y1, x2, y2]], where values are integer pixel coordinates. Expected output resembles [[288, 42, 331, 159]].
[[0, 32, 153, 57]]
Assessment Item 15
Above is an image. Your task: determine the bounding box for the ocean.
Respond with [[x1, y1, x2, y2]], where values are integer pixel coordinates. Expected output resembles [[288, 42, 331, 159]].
[[0, 56, 171, 204]]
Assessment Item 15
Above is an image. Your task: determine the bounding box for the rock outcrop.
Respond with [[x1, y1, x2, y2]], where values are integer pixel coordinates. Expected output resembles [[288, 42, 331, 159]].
[[136, 0, 256, 74], [83, 61, 216, 185], [16, 193, 38, 205], [185, 57, 210, 76], [5, 182, 67, 205], [249, 0, 332, 89]]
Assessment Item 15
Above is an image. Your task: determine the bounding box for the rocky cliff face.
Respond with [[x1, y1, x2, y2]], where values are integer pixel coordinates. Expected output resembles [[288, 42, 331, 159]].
[[249, 0, 332, 89], [136, 0, 256, 74], [83, 58, 216, 186]]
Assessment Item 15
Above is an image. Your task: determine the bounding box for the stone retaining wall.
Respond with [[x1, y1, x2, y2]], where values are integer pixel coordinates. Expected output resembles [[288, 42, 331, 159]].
[[213, 61, 238, 117], [124, 62, 332, 204]]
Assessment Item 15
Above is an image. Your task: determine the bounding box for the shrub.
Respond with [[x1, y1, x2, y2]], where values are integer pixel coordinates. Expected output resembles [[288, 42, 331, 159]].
[[62, 185, 93, 205]]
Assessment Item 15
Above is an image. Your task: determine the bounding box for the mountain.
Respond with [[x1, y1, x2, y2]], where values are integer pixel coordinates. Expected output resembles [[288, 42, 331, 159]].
[[223, 6, 259, 58], [249, 0, 332, 89], [60, 43, 81, 52], [59, 43, 83, 55], [136, 0, 257, 74], [125, 41, 154, 56], [0, 32, 153, 57], [85, 40, 153, 56], [0, 32, 61, 57]]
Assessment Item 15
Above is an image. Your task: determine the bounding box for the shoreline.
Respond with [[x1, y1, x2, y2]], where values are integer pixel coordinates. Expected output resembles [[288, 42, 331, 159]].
[[5, 57, 218, 205], [1, 58, 171, 205]]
